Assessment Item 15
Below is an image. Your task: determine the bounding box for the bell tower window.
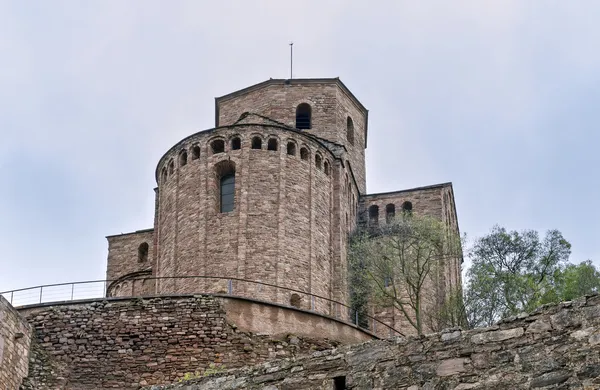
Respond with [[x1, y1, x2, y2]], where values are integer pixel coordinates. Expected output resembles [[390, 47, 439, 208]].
[[296, 103, 312, 129]]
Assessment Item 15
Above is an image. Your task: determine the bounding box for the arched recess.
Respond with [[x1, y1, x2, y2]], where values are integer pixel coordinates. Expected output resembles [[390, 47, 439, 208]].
[[296, 103, 312, 129], [347, 116, 354, 145]]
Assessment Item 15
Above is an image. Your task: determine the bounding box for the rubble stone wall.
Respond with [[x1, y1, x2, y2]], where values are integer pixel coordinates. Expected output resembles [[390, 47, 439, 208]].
[[145, 294, 600, 390], [0, 295, 32, 390], [19, 295, 372, 389]]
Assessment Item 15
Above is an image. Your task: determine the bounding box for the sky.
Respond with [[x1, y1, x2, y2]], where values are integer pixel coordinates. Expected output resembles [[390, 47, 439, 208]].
[[1, 1, 599, 293]]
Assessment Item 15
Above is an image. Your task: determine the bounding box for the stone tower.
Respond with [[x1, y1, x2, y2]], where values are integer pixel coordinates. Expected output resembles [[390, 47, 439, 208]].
[[105, 78, 461, 331]]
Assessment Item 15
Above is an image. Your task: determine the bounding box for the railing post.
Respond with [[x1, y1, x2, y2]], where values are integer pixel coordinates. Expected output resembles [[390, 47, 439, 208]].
[[10, 291, 13, 305], [71, 284, 75, 301], [227, 279, 232, 295], [39, 286, 43, 304]]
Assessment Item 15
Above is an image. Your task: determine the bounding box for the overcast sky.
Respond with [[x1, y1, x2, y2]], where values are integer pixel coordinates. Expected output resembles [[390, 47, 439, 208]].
[[1, 1, 599, 293]]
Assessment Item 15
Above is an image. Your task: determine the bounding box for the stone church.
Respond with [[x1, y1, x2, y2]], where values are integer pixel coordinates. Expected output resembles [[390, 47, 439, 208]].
[[105, 78, 462, 336]]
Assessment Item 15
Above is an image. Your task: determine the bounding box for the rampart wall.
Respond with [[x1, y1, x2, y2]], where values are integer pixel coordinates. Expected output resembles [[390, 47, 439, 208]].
[[0, 296, 32, 390], [143, 294, 600, 390], [18, 295, 373, 389]]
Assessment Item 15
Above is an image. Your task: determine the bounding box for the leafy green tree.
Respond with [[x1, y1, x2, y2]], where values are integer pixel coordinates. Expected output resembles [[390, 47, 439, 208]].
[[464, 226, 571, 328], [348, 214, 462, 336], [552, 260, 600, 302]]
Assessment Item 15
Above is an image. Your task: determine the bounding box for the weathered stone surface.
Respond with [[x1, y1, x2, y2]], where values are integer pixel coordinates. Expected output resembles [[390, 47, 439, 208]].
[[18, 296, 344, 389], [142, 294, 600, 390], [471, 327, 524, 344], [0, 296, 32, 390]]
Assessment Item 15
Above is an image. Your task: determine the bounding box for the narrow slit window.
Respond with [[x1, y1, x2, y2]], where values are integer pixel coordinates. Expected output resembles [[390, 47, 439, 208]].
[[295, 103, 312, 129], [347, 117, 354, 145], [315, 154, 322, 170], [231, 137, 241, 150], [268, 138, 278, 151], [161, 167, 168, 183], [324, 160, 330, 175], [168, 159, 174, 175], [287, 142, 296, 156], [251, 136, 262, 150], [220, 173, 235, 213]]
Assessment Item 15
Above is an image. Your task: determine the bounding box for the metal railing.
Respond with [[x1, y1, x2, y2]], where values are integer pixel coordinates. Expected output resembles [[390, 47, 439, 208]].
[[0, 275, 402, 337]]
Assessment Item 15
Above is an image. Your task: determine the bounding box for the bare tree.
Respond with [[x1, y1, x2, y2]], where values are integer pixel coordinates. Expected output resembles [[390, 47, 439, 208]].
[[349, 214, 463, 335]]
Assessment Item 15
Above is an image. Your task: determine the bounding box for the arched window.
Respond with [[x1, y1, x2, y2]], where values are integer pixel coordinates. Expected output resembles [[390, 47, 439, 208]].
[[231, 137, 241, 150], [324, 160, 330, 175], [347, 117, 354, 145], [315, 154, 322, 170], [368, 205, 379, 226], [267, 138, 278, 151], [402, 201, 413, 213], [251, 136, 262, 150], [179, 150, 188, 167], [192, 145, 200, 160], [296, 103, 312, 129], [211, 139, 225, 154], [220, 173, 235, 213], [161, 167, 168, 183], [300, 147, 309, 160], [287, 141, 296, 156], [138, 242, 149, 262], [168, 159, 174, 175], [386, 204, 395, 224]]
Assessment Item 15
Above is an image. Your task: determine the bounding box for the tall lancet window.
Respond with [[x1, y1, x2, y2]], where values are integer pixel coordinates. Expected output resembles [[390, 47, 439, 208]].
[[220, 174, 235, 213]]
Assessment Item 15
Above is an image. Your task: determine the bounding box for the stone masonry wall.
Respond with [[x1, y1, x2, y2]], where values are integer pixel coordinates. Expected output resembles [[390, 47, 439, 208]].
[[150, 124, 340, 315], [0, 296, 32, 390], [143, 294, 600, 390], [106, 229, 155, 282], [19, 295, 344, 389], [216, 80, 368, 193]]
